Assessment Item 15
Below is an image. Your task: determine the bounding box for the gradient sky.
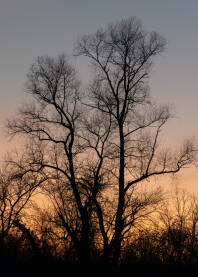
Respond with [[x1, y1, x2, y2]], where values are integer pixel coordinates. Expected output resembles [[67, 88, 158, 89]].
[[0, 0, 198, 190]]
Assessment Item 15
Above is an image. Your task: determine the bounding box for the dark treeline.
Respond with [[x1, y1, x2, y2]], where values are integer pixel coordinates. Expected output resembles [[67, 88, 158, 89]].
[[1, 17, 198, 276], [1, 185, 198, 276]]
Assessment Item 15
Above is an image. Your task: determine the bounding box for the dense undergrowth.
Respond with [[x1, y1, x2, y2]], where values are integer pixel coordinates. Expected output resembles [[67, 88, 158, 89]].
[[2, 223, 198, 277]]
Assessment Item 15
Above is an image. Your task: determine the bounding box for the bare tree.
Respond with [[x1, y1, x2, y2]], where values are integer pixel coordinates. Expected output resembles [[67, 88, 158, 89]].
[[74, 17, 196, 264], [7, 18, 197, 265], [157, 186, 198, 263], [7, 54, 95, 263], [0, 158, 45, 250]]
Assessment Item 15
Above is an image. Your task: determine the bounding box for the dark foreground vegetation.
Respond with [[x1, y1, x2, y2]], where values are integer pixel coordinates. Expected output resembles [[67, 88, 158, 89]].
[[1, 17, 198, 276], [2, 198, 198, 277]]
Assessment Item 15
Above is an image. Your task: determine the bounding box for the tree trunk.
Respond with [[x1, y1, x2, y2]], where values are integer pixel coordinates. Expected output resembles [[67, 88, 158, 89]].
[[112, 124, 125, 265], [78, 215, 91, 264]]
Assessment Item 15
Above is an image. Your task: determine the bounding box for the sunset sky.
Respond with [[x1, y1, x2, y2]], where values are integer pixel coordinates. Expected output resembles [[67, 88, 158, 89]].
[[0, 0, 198, 190]]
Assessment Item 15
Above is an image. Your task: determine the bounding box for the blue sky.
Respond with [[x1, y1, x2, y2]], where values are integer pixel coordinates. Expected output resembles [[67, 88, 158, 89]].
[[0, 0, 198, 189]]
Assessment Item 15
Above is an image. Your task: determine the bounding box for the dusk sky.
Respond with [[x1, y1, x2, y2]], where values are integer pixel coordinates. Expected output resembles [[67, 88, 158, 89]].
[[1, 0, 198, 190]]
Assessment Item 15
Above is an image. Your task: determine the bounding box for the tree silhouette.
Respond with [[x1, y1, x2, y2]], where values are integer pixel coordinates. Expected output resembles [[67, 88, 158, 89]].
[[7, 17, 196, 266], [0, 159, 45, 250], [74, 17, 196, 264]]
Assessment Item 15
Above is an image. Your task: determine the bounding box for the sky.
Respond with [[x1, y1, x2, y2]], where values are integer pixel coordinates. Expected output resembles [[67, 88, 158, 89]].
[[0, 0, 198, 190]]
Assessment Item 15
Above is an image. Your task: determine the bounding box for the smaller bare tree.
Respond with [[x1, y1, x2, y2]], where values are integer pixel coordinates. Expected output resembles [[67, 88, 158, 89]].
[[0, 157, 46, 250], [157, 186, 198, 263]]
